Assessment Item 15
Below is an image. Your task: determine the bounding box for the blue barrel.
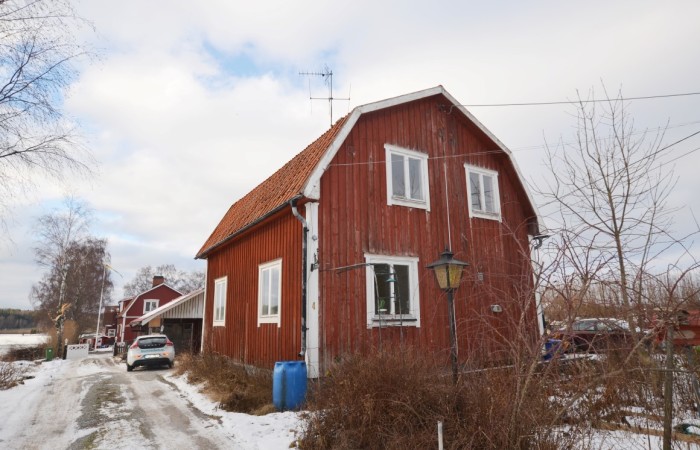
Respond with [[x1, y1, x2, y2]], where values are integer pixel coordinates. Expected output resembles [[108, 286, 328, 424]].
[[543, 339, 562, 360], [273, 361, 307, 411]]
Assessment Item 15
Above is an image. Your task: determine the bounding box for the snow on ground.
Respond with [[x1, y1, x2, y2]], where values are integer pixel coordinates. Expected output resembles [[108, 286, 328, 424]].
[[2, 353, 700, 449], [164, 370, 304, 449], [0, 355, 303, 449]]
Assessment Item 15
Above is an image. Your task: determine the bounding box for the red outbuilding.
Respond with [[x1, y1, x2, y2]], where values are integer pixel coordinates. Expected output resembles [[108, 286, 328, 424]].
[[116, 276, 182, 343]]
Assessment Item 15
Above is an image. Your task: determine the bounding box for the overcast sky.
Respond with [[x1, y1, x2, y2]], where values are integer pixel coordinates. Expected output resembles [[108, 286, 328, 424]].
[[2, 0, 699, 309]]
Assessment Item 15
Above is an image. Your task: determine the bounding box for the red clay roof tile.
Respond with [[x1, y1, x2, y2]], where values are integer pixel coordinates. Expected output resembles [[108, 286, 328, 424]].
[[196, 114, 349, 258]]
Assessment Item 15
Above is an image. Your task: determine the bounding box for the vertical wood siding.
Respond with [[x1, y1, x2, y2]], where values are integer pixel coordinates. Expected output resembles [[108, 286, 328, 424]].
[[204, 93, 538, 372], [121, 286, 182, 342], [204, 211, 303, 369], [316, 95, 538, 371]]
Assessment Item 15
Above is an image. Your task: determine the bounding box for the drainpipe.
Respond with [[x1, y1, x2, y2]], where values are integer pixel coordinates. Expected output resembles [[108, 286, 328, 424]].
[[290, 198, 308, 358]]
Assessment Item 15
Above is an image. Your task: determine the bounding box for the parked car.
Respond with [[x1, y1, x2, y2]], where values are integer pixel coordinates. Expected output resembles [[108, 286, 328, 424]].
[[126, 335, 175, 371], [551, 318, 633, 353]]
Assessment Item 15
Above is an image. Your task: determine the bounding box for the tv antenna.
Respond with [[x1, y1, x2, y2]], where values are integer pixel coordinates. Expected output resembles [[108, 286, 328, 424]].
[[299, 65, 350, 127]]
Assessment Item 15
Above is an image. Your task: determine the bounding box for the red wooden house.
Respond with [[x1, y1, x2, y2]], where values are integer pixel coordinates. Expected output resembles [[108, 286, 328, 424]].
[[196, 86, 541, 377], [116, 276, 182, 343]]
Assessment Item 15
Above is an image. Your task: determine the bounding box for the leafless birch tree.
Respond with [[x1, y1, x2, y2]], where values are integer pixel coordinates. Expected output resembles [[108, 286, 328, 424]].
[[0, 0, 93, 230]]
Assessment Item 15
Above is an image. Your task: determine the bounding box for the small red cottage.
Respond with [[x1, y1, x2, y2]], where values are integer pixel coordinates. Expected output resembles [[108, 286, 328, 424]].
[[197, 86, 541, 377], [116, 276, 182, 343]]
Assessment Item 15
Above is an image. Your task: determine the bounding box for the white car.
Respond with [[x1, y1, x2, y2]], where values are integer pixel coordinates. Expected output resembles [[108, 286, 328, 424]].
[[126, 335, 175, 372]]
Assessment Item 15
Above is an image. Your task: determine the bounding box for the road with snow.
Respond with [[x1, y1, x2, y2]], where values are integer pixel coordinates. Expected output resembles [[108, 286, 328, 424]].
[[0, 352, 301, 449]]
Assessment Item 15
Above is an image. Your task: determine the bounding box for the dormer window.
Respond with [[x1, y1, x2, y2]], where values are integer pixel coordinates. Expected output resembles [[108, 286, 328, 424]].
[[385, 144, 430, 211]]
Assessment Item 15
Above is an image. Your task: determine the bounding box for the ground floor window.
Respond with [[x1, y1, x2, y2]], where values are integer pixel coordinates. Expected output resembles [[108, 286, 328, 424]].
[[365, 254, 421, 328]]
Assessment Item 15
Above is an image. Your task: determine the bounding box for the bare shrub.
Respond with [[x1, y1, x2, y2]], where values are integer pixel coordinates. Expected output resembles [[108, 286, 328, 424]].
[[1, 345, 45, 362], [175, 352, 272, 414], [0, 362, 26, 390], [300, 347, 569, 450]]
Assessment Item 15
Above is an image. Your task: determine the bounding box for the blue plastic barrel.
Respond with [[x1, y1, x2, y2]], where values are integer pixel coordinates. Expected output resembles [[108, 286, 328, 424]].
[[543, 339, 562, 360], [273, 361, 308, 411]]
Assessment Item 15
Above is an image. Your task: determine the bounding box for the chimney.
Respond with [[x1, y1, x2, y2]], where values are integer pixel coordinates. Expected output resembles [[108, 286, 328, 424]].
[[152, 275, 165, 287]]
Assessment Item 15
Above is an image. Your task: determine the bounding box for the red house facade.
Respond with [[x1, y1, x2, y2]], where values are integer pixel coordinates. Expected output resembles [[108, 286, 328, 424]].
[[116, 277, 182, 343], [197, 86, 541, 377]]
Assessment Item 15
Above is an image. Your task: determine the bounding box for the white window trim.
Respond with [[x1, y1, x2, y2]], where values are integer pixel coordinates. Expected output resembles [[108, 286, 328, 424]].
[[107, 329, 116, 337], [213, 276, 227, 327], [258, 259, 282, 327], [365, 254, 421, 328], [143, 299, 159, 314], [385, 144, 431, 211], [465, 164, 501, 221]]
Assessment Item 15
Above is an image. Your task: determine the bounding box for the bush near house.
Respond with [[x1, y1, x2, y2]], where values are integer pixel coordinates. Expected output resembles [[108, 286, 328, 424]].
[[299, 347, 565, 450], [174, 352, 274, 415]]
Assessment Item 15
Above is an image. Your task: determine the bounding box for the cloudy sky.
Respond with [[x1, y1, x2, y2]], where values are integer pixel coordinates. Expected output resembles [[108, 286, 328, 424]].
[[2, 0, 699, 309]]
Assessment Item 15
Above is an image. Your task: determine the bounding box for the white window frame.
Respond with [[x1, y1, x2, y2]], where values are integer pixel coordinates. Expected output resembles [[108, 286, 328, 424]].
[[213, 276, 227, 327], [143, 299, 159, 314], [107, 328, 116, 337], [465, 164, 501, 221], [365, 254, 421, 328], [258, 259, 282, 326], [385, 144, 431, 211]]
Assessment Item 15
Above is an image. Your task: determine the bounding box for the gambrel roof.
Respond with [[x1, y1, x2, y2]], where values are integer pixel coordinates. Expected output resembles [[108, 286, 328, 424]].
[[196, 86, 540, 259]]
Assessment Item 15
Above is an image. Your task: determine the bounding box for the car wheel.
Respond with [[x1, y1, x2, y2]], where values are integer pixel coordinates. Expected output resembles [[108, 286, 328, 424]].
[[167, 361, 173, 369], [126, 363, 133, 372]]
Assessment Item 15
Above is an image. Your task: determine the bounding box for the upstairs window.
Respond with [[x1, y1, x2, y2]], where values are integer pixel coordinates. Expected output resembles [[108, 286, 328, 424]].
[[385, 145, 430, 211], [365, 254, 421, 328], [213, 277, 227, 326], [143, 299, 159, 314], [258, 259, 282, 326], [465, 164, 500, 220]]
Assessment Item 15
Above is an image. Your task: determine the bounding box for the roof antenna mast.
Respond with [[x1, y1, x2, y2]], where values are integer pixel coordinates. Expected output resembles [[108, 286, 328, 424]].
[[299, 65, 350, 127]]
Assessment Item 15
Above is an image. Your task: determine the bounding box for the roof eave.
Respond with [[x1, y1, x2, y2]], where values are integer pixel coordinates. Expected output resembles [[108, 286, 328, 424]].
[[196, 197, 302, 259]]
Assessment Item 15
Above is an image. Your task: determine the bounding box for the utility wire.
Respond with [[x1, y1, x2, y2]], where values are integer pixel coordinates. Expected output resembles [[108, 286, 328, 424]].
[[459, 91, 700, 108], [326, 126, 700, 168]]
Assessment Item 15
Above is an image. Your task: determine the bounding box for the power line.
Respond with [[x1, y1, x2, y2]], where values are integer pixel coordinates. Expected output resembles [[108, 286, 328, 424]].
[[326, 126, 700, 169], [458, 91, 700, 108], [660, 146, 700, 168]]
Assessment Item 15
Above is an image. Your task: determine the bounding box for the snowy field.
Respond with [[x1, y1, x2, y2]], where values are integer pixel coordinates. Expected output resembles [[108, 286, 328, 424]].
[[0, 333, 49, 356]]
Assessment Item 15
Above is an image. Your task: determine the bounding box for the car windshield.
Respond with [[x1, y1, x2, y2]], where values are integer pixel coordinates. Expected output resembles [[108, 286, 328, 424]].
[[137, 337, 167, 348]]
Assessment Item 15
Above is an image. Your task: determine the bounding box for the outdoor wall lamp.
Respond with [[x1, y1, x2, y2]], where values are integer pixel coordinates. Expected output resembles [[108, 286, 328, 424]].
[[531, 234, 550, 250], [427, 248, 469, 384]]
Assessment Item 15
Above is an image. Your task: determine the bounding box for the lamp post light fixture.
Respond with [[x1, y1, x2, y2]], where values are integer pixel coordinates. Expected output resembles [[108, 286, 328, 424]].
[[427, 248, 469, 384]]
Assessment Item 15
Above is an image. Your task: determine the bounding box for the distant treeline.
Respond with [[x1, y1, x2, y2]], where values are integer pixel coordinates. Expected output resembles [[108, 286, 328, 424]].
[[0, 309, 38, 331]]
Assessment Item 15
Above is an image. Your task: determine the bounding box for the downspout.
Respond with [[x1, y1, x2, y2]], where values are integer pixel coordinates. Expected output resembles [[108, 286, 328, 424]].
[[290, 198, 308, 358]]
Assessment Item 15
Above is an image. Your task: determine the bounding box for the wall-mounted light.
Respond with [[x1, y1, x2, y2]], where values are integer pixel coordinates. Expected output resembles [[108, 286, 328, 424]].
[[532, 234, 550, 249]]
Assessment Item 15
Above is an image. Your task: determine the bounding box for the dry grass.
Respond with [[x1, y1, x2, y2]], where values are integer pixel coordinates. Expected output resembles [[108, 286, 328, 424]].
[[0, 345, 46, 362], [175, 352, 273, 414], [299, 347, 568, 450]]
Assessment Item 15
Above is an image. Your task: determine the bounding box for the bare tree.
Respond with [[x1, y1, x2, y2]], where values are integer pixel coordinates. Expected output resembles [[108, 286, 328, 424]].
[[31, 237, 112, 332], [0, 0, 93, 229], [122, 264, 204, 297], [30, 197, 111, 336], [537, 87, 699, 336]]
